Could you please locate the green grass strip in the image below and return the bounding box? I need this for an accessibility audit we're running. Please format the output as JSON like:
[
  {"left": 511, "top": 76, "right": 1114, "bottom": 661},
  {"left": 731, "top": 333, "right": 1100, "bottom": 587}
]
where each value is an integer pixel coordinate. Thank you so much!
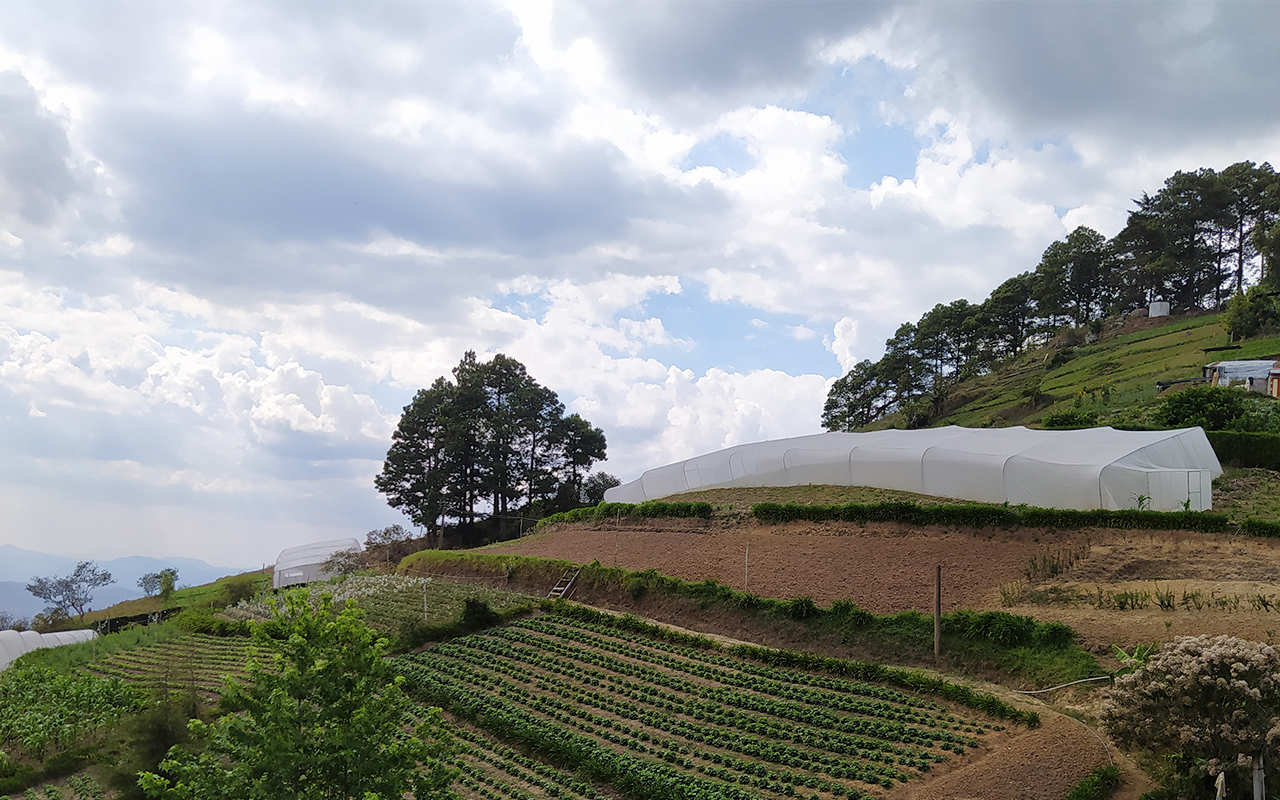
[{"left": 751, "top": 501, "right": 1230, "bottom": 533}]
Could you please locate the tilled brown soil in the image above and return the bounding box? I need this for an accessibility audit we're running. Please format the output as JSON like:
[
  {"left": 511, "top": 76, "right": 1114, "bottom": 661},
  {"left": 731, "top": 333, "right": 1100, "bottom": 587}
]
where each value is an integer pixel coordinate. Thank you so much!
[
  {"left": 489, "top": 520, "right": 1280, "bottom": 653},
  {"left": 492, "top": 520, "right": 1061, "bottom": 612}
]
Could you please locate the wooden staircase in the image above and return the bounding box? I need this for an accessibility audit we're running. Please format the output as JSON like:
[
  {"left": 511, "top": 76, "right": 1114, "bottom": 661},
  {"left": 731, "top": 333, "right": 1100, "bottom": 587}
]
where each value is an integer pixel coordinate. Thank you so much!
[{"left": 547, "top": 568, "right": 580, "bottom": 600}]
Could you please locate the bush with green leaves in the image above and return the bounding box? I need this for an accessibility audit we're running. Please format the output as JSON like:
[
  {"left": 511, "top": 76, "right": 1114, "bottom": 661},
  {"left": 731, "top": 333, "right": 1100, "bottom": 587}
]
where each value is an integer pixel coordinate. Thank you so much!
[
  {"left": 1223, "top": 285, "right": 1280, "bottom": 339},
  {"left": 1103, "top": 635, "right": 1280, "bottom": 794},
  {"left": 139, "top": 590, "right": 456, "bottom": 800},
  {"left": 1040, "top": 409, "right": 1099, "bottom": 429},
  {"left": 1158, "top": 385, "right": 1251, "bottom": 431}
]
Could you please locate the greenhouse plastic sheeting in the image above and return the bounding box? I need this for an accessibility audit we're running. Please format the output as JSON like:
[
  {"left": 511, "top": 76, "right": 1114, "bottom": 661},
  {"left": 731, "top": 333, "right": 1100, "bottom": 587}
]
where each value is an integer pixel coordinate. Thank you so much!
[
  {"left": 0, "top": 628, "right": 97, "bottom": 672},
  {"left": 604, "top": 426, "right": 1222, "bottom": 512},
  {"left": 272, "top": 538, "right": 362, "bottom": 589}
]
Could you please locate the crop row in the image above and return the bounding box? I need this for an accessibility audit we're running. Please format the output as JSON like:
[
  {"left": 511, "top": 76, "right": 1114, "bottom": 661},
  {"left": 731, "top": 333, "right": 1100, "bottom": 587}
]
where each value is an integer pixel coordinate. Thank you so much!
[
  {"left": 400, "top": 653, "right": 796, "bottom": 800},
  {"left": 431, "top": 638, "right": 928, "bottom": 786},
  {"left": 447, "top": 724, "right": 606, "bottom": 800},
  {"left": 445, "top": 631, "right": 949, "bottom": 765},
  {"left": 482, "top": 625, "right": 978, "bottom": 750},
  {"left": 515, "top": 617, "right": 984, "bottom": 735},
  {"left": 398, "top": 614, "right": 1002, "bottom": 798}
]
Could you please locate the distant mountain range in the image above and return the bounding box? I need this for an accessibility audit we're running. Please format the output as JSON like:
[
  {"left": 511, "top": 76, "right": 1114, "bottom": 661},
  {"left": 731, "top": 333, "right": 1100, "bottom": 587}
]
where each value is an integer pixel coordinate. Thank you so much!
[{"left": 0, "top": 544, "right": 250, "bottom": 622}]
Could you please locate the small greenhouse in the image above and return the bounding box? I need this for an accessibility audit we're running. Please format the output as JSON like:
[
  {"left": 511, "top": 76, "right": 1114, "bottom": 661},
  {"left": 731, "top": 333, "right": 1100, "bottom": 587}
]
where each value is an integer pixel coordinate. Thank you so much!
[
  {"left": 0, "top": 628, "right": 97, "bottom": 672},
  {"left": 272, "top": 538, "right": 362, "bottom": 589},
  {"left": 604, "top": 426, "right": 1222, "bottom": 512}
]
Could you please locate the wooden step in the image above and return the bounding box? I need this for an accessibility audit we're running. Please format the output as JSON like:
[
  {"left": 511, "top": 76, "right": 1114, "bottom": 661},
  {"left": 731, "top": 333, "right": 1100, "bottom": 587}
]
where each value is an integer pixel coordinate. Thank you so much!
[{"left": 547, "top": 568, "right": 580, "bottom": 600}]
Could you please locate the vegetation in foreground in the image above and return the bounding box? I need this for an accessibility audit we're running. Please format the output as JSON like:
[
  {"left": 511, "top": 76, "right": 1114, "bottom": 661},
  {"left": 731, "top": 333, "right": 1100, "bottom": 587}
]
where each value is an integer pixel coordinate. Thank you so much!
[{"left": 402, "top": 610, "right": 1029, "bottom": 800}]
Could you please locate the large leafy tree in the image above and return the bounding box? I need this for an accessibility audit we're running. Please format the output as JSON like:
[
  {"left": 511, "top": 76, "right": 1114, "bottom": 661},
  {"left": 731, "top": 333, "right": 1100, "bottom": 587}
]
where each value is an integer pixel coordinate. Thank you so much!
[
  {"left": 139, "top": 590, "right": 455, "bottom": 800},
  {"left": 376, "top": 351, "right": 607, "bottom": 532},
  {"left": 26, "top": 561, "right": 114, "bottom": 620}
]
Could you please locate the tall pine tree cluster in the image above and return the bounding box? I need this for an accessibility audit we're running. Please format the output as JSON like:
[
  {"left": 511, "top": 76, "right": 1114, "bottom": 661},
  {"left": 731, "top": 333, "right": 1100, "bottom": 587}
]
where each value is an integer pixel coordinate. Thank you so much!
[
  {"left": 376, "top": 351, "right": 607, "bottom": 537},
  {"left": 825, "top": 161, "right": 1280, "bottom": 431}
]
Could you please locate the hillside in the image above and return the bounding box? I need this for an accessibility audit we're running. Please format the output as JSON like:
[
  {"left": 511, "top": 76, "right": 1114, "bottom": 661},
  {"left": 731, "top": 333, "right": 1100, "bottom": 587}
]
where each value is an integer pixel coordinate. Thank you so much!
[{"left": 872, "top": 310, "right": 1280, "bottom": 430}]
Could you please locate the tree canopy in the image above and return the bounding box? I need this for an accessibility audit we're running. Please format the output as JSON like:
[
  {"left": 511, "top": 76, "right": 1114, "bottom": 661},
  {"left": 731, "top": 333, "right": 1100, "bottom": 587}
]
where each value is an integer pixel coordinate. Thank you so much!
[
  {"left": 25, "top": 561, "right": 114, "bottom": 620},
  {"left": 139, "top": 590, "right": 455, "bottom": 800},
  {"left": 376, "top": 351, "right": 608, "bottom": 535},
  {"left": 825, "top": 160, "right": 1280, "bottom": 431}
]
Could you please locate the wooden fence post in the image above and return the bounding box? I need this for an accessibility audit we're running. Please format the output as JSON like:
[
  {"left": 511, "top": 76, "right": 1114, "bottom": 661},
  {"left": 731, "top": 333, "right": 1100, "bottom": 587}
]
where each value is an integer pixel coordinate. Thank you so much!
[{"left": 934, "top": 564, "right": 942, "bottom": 664}]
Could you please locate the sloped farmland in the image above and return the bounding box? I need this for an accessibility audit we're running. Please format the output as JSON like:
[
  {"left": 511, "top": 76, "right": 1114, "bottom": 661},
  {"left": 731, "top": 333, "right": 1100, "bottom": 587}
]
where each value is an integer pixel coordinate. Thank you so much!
[{"left": 399, "top": 613, "right": 1063, "bottom": 800}]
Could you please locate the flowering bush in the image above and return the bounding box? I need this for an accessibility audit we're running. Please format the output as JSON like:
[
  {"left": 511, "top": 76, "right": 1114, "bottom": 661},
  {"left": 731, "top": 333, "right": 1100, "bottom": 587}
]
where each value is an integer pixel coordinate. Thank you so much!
[{"left": 1102, "top": 635, "right": 1280, "bottom": 790}]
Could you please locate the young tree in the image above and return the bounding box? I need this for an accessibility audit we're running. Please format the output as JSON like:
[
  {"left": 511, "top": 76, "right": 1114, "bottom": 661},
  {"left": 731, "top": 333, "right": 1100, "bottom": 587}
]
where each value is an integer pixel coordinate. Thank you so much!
[
  {"left": 1103, "top": 635, "right": 1280, "bottom": 798},
  {"left": 26, "top": 561, "right": 114, "bottom": 620},
  {"left": 139, "top": 590, "right": 456, "bottom": 800},
  {"left": 139, "top": 568, "right": 179, "bottom": 600}
]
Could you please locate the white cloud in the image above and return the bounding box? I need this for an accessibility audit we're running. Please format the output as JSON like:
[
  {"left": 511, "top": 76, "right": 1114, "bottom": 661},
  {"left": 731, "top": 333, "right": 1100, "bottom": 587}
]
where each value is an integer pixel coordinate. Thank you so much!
[
  {"left": 0, "top": 2, "right": 1277, "bottom": 562},
  {"left": 824, "top": 317, "right": 860, "bottom": 374}
]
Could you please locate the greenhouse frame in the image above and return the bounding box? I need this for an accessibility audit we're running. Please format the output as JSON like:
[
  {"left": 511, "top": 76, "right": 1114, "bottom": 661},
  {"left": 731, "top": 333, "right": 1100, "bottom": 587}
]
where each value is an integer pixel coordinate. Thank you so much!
[
  {"left": 272, "top": 538, "right": 362, "bottom": 589},
  {"left": 0, "top": 628, "right": 98, "bottom": 672},
  {"left": 604, "top": 426, "right": 1222, "bottom": 512}
]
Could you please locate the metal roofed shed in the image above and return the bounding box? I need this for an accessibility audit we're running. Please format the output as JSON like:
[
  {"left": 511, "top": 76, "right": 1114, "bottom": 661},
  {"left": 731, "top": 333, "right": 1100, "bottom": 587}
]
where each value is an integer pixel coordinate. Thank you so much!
[
  {"left": 272, "top": 538, "right": 362, "bottom": 589},
  {"left": 1203, "top": 359, "right": 1280, "bottom": 393},
  {"left": 604, "top": 426, "right": 1223, "bottom": 512},
  {"left": 1, "top": 628, "right": 97, "bottom": 672}
]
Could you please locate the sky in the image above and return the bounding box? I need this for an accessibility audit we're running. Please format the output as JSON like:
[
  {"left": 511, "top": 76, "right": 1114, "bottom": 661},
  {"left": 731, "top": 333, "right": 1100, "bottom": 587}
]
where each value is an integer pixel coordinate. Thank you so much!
[{"left": 2, "top": 1, "right": 1278, "bottom": 567}]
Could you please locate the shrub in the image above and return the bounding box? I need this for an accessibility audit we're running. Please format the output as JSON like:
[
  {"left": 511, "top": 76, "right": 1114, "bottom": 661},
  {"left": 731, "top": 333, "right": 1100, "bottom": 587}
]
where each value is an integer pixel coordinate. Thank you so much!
[
  {"left": 1158, "top": 384, "right": 1249, "bottom": 431},
  {"left": 1103, "top": 635, "right": 1280, "bottom": 791},
  {"left": 781, "top": 596, "right": 819, "bottom": 620},
  {"left": 1223, "top": 285, "right": 1280, "bottom": 338},
  {"left": 538, "top": 501, "right": 713, "bottom": 528},
  {"left": 171, "top": 606, "right": 250, "bottom": 637},
  {"left": 1040, "top": 409, "right": 1098, "bottom": 429}
]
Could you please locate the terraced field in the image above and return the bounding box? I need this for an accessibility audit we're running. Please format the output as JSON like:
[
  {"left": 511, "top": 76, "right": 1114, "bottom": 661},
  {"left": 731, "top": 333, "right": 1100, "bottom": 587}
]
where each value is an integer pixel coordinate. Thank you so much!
[
  {"left": 84, "top": 634, "right": 249, "bottom": 700},
  {"left": 3, "top": 773, "right": 108, "bottom": 800},
  {"left": 401, "top": 614, "right": 1015, "bottom": 800}
]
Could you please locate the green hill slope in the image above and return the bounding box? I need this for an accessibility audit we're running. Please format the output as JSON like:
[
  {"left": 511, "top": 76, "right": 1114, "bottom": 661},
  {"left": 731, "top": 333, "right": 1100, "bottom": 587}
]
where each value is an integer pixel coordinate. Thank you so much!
[{"left": 878, "top": 311, "right": 1280, "bottom": 430}]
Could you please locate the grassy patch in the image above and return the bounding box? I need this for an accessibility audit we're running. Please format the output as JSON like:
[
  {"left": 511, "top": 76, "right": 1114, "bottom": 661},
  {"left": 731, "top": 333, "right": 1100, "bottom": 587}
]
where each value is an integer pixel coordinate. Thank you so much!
[
  {"left": 1213, "top": 467, "right": 1280, "bottom": 522},
  {"left": 13, "top": 622, "right": 188, "bottom": 674},
  {"left": 1061, "top": 764, "right": 1122, "bottom": 800}
]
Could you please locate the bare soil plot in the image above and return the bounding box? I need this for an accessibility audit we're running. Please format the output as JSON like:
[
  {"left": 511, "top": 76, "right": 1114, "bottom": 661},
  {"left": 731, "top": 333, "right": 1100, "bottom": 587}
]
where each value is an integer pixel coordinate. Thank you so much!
[{"left": 490, "top": 517, "right": 1280, "bottom": 654}]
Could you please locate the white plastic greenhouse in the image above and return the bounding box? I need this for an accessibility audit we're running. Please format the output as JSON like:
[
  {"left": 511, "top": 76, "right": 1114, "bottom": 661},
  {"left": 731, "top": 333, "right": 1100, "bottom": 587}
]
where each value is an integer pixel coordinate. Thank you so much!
[
  {"left": 604, "top": 426, "right": 1222, "bottom": 512},
  {"left": 0, "top": 628, "right": 98, "bottom": 672},
  {"left": 272, "top": 538, "right": 362, "bottom": 589}
]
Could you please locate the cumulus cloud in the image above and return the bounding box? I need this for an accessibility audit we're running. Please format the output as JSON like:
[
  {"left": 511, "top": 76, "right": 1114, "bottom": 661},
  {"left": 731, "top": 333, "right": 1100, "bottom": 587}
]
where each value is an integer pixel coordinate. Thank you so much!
[{"left": 0, "top": 1, "right": 1276, "bottom": 562}]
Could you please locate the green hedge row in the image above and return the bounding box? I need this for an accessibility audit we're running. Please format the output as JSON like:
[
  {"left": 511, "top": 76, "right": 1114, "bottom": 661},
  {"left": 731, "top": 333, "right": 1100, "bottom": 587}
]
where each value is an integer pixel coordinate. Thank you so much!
[
  {"left": 751, "top": 501, "right": 1231, "bottom": 533},
  {"left": 1207, "top": 430, "right": 1280, "bottom": 470},
  {"left": 1239, "top": 518, "right": 1280, "bottom": 538},
  {"left": 538, "top": 501, "right": 714, "bottom": 528},
  {"left": 547, "top": 602, "right": 1039, "bottom": 727}
]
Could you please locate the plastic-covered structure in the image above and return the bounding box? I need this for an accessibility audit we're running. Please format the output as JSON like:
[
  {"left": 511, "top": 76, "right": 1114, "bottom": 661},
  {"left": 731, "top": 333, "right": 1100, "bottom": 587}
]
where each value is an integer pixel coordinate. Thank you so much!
[
  {"left": 272, "top": 538, "right": 362, "bottom": 589},
  {"left": 604, "top": 426, "right": 1222, "bottom": 512},
  {"left": 0, "top": 628, "right": 97, "bottom": 672}
]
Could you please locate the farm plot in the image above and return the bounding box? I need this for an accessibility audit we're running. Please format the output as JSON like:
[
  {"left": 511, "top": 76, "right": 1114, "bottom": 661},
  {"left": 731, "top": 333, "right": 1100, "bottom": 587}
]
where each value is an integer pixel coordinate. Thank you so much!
[
  {"left": 400, "top": 614, "right": 1009, "bottom": 800},
  {"left": 234, "top": 575, "right": 538, "bottom": 634},
  {"left": 85, "top": 634, "right": 250, "bottom": 699}
]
